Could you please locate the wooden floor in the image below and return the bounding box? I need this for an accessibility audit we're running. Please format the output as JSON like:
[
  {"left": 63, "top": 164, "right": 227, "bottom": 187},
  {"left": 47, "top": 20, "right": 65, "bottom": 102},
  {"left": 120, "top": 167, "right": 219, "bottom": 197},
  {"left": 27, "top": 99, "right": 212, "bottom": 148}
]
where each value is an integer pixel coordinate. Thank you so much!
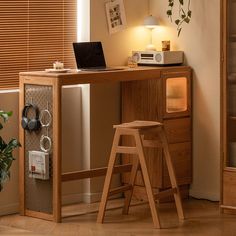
[{"left": 0, "top": 198, "right": 236, "bottom": 236}]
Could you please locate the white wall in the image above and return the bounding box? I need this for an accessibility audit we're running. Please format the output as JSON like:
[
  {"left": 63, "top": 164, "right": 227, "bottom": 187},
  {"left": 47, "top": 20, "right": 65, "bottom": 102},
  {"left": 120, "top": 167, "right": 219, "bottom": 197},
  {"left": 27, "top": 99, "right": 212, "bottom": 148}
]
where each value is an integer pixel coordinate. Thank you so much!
[
  {"left": 90, "top": 0, "right": 149, "bottom": 66},
  {"left": 150, "top": 0, "right": 221, "bottom": 200},
  {"left": 87, "top": 0, "right": 149, "bottom": 201}
]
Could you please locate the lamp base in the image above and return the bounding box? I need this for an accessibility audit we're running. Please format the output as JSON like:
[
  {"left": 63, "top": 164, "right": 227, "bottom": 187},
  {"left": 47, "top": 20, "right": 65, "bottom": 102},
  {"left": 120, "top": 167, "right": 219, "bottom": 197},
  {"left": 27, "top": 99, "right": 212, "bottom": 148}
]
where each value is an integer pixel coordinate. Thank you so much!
[{"left": 145, "top": 44, "right": 156, "bottom": 51}]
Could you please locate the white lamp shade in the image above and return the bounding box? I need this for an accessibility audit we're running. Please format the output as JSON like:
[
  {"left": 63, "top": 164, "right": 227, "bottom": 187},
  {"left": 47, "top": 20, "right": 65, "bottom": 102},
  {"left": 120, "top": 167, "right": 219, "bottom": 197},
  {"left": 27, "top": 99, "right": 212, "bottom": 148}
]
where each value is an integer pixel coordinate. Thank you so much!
[{"left": 143, "top": 15, "right": 158, "bottom": 29}]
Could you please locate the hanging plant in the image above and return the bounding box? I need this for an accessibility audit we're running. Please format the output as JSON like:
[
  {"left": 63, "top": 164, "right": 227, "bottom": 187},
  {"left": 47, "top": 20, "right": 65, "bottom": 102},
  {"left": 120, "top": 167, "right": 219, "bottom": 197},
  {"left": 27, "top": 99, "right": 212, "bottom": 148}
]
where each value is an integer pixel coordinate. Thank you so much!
[
  {"left": 0, "top": 111, "right": 21, "bottom": 191},
  {"left": 167, "top": 0, "right": 192, "bottom": 36}
]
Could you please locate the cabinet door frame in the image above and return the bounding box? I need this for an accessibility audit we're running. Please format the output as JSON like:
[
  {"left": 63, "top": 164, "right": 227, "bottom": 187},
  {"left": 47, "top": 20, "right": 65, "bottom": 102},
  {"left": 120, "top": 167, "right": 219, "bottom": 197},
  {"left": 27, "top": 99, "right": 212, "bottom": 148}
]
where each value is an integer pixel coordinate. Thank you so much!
[
  {"left": 161, "top": 70, "right": 192, "bottom": 119},
  {"left": 221, "top": 0, "right": 228, "bottom": 170}
]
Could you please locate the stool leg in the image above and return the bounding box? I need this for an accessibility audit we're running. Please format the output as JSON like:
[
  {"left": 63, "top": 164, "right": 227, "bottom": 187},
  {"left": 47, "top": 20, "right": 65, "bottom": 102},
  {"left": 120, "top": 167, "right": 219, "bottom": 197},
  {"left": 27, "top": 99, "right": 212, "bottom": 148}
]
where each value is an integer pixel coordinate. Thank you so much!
[
  {"left": 134, "top": 130, "right": 161, "bottom": 229},
  {"left": 159, "top": 127, "right": 185, "bottom": 220},
  {"left": 97, "top": 129, "right": 121, "bottom": 223},
  {"left": 122, "top": 156, "right": 139, "bottom": 215}
]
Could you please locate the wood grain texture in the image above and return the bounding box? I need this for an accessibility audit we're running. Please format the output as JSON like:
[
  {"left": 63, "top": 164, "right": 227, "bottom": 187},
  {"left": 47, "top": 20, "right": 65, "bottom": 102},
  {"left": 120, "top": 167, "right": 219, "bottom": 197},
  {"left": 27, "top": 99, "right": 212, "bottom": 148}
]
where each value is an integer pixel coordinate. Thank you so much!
[
  {"left": 0, "top": 199, "right": 226, "bottom": 235},
  {"left": 163, "top": 118, "right": 191, "bottom": 144},
  {"left": 52, "top": 79, "right": 62, "bottom": 222},
  {"left": 19, "top": 66, "right": 191, "bottom": 222},
  {"left": 132, "top": 184, "right": 189, "bottom": 203},
  {"left": 222, "top": 170, "right": 236, "bottom": 207},
  {"left": 19, "top": 76, "right": 25, "bottom": 216},
  {"left": 98, "top": 122, "right": 184, "bottom": 228},
  {"left": 61, "top": 164, "right": 132, "bottom": 182},
  {"left": 220, "top": 0, "right": 236, "bottom": 213},
  {"left": 121, "top": 69, "right": 192, "bottom": 198},
  {"left": 163, "top": 142, "right": 192, "bottom": 188},
  {"left": 133, "top": 129, "right": 161, "bottom": 228},
  {"left": 158, "top": 128, "right": 184, "bottom": 220},
  {"left": 220, "top": 0, "right": 226, "bottom": 211},
  {"left": 19, "top": 66, "right": 192, "bottom": 86},
  {"left": 19, "top": 75, "right": 56, "bottom": 221},
  {"left": 121, "top": 78, "right": 163, "bottom": 188},
  {"left": 25, "top": 210, "right": 53, "bottom": 222}
]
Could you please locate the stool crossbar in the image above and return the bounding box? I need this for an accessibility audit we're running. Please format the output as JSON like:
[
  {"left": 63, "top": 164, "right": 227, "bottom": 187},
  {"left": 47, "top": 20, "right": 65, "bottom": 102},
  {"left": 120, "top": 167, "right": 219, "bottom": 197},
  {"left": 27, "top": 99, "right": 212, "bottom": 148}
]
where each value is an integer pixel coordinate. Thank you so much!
[{"left": 97, "top": 120, "right": 184, "bottom": 229}]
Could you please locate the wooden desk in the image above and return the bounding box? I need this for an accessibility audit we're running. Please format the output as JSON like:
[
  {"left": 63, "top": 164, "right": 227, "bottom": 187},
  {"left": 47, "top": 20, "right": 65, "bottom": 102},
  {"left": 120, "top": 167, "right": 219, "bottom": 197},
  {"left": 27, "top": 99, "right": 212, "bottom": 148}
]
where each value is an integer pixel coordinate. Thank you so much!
[{"left": 19, "top": 66, "right": 191, "bottom": 222}]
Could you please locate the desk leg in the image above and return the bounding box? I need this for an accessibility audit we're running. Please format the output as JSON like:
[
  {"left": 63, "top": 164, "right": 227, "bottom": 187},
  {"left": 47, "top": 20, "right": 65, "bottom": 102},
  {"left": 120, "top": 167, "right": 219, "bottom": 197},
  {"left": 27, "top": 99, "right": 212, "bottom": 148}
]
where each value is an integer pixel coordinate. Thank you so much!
[
  {"left": 19, "top": 79, "right": 25, "bottom": 216},
  {"left": 53, "top": 81, "right": 62, "bottom": 222}
]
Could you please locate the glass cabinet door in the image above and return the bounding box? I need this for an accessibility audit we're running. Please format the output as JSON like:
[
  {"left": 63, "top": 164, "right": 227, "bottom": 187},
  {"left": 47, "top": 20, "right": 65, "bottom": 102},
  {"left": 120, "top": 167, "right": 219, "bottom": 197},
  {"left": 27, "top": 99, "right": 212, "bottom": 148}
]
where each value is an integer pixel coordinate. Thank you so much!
[
  {"left": 166, "top": 77, "right": 187, "bottom": 113},
  {"left": 226, "top": 0, "right": 236, "bottom": 168},
  {"left": 162, "top": 72, "right": 191, "bottom": 118}
]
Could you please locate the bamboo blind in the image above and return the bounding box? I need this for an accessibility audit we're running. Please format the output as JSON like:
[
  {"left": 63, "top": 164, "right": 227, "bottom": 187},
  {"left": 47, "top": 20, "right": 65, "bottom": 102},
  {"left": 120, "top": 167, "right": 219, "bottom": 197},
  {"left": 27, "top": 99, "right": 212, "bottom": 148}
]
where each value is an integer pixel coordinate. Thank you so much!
[{"left": 0, "top": 0, "right": 77, "bottom": 90}]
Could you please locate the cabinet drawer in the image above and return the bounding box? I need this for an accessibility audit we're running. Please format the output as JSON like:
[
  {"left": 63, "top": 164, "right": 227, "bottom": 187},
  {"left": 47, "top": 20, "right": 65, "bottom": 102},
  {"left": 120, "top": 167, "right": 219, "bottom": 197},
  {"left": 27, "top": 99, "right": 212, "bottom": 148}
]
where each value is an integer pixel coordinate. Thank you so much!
[
  {"left": 223, "top": 169, "right": 236, "bottom": 207},
  {"left": 164, "top": 117, "right": 191, "bottom": 144},
  {"left": 163, "top": 142, "right": 192, "bottom": 188}
]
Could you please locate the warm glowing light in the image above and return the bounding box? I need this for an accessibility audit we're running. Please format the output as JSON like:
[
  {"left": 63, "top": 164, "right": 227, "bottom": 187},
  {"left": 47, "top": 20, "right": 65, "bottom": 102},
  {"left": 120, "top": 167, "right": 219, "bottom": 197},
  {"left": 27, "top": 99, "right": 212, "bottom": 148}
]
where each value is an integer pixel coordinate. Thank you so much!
[
  {"left": 166, "top": 77, "right": 187, "bottom": 113},
  {"left": 77, "top": 0, "right": 90, "bottom": 42}
]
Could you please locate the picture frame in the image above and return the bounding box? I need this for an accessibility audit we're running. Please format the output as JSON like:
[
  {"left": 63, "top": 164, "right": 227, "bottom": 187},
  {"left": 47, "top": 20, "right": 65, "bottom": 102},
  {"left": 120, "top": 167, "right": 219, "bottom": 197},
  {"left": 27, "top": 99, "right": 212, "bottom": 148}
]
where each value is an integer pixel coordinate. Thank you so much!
[{"left": 105, "top": 0, "right": 127, "bottom": 34}]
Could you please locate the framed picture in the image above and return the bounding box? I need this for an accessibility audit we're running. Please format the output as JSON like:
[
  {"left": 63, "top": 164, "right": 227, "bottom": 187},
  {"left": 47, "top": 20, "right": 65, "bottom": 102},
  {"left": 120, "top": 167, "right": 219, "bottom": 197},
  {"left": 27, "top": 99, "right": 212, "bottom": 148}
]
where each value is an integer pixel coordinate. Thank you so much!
[{"left": 105, "top": 0, "right": 127, "bottom": 34}]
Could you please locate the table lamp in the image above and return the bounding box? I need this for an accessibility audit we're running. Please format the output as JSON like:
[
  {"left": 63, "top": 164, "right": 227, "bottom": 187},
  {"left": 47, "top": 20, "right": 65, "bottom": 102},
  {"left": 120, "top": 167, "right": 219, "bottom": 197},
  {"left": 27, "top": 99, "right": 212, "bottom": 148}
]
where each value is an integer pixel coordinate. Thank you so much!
[{"left": 143, "top": 15, "right": 159, "bottom": 51}]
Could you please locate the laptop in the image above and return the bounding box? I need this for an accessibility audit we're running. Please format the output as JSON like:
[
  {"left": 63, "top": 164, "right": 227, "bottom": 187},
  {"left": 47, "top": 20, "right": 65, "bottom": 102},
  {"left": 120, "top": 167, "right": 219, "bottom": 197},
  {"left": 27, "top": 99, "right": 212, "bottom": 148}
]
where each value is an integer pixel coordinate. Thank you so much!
[{"left": 73, "top": 42, "right": 124, "bottom": 71}]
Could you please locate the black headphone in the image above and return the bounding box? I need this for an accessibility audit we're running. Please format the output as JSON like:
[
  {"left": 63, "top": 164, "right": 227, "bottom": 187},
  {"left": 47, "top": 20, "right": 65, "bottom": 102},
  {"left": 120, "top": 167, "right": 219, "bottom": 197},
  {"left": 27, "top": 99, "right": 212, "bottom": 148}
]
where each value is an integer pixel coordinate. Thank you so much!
[{"left": 21, "top": 103, "right": 41, "bottom": 131}]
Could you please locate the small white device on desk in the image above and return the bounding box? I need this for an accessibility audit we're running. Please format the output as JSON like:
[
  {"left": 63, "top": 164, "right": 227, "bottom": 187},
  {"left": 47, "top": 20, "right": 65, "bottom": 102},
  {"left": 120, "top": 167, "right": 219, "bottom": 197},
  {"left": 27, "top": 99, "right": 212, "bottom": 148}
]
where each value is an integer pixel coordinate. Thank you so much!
[{"left": 132, "top": 51, "right": 184, "bottom": 66}]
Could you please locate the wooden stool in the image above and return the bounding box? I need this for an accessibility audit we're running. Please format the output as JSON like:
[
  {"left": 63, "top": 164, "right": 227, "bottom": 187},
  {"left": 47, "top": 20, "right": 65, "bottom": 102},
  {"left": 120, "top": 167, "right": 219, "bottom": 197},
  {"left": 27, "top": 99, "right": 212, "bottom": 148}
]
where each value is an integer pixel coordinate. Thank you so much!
[{"left": 97, "top": 120, "right": 184, "bottom": 228}]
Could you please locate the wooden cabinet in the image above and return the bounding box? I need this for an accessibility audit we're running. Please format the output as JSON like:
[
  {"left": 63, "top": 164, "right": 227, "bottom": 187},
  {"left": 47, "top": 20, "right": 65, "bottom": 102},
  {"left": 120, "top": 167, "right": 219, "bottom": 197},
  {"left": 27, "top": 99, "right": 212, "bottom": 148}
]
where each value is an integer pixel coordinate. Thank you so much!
[
  {"left": 121, "top": 67, "right": 192, "bottom": 200},
  {"left": 221, "top": 0, "right": 236, "bottom": 212}
]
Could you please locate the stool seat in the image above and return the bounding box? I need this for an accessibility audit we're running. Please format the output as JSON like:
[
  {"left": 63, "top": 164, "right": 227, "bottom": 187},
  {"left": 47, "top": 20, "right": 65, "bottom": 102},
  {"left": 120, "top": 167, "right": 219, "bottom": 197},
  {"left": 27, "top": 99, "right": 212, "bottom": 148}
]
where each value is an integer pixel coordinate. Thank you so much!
[
  {"left": 114, "top": 120, "right": 163, "bottom": 129},
  {"left": 97, "top": 120, "right": 184, "bottom": 229}
]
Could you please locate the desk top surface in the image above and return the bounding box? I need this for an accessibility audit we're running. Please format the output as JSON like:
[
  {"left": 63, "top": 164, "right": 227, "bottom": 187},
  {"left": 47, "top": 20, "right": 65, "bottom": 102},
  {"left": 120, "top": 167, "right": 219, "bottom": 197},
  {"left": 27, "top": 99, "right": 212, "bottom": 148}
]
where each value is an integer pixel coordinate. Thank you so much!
[{"left": 19, "top": 66, "right": 191, "bottom": 86}]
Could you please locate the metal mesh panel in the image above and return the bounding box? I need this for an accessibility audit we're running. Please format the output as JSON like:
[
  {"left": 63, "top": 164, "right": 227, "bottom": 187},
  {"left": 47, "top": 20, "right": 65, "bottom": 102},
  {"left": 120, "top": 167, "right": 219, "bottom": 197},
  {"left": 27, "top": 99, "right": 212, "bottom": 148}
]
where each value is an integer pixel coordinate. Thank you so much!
[{"left": 24, "top": 85, "right": 53, "bottom": 214}]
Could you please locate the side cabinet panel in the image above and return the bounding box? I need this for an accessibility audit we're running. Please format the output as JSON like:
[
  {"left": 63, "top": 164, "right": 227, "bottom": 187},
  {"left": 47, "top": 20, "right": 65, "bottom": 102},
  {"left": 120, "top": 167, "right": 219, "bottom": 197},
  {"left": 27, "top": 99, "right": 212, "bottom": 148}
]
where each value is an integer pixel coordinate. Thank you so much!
[
  {"left": 121, "top": 68, "right": 192, "bottom": 195},
  {"left": 121, "top": 79, "right": 163, "bottom": 187}
]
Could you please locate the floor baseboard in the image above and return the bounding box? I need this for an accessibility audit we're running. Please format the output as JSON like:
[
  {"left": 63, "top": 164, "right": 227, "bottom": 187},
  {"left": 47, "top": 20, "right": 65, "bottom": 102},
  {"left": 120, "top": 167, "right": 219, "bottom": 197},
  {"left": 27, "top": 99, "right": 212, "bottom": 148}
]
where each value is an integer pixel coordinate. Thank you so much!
[
  {"left": 0, "top": 203, "right": 19, "bottom": 216},
  {"left": 190, "top": 189, "right": 220, "bottom": 201}
]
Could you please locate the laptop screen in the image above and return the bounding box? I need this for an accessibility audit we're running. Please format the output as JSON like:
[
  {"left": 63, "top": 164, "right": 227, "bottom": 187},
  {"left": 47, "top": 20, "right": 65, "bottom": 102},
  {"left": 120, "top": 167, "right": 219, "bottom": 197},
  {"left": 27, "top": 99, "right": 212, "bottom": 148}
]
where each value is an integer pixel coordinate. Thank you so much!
[{"left": 73, "top": 42, "right": 106, "bottom": 69}]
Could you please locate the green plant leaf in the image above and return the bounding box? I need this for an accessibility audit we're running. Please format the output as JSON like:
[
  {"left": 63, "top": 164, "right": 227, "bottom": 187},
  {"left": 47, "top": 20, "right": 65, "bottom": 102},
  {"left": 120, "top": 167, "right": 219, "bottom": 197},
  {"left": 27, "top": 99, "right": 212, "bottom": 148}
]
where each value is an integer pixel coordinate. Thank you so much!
[
  {"left": 184, "top": 17, "right": 190, "bottom": 23},
  {"left": 167, "top": 10, "right": 172, "bottom": 16},
  {"left": 188, "top": 10, "right": 192, "bottom": 17},
  {"left": 0, "top": 111, "right": 13, "bottom": 122},
  {"left": 0, "top": 136, "right": 7, "bottom": 150},
  {"left": 175, "top": 19, "right": 180, "bottom": 25},
  {"left": 0, "top": 110, "right": 20, "bottom": 192},
  {"left": 166, "top": 0, "right": 191, "bottom": 36},
  {"left": 178, "top": 28, "right": 182, "bottom": 37}
]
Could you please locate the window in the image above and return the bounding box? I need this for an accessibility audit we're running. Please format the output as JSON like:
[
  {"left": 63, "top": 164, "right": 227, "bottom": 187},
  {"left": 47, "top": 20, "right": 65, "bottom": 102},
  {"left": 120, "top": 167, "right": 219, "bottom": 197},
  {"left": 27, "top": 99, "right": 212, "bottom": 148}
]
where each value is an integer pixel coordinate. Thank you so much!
[{"left": 0, "top": 0, "right": 77, "bottom": 90}]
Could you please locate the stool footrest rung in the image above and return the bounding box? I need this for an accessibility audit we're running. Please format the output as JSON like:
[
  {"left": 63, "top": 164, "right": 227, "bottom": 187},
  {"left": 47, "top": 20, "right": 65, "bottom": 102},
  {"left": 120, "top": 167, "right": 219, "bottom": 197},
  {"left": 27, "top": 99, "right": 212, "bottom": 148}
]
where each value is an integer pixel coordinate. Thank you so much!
[
  {"left": 154, "top": 188, "right": 177, "bottom": 200},
  {"left": 97, "top": 121, "right": 185, "bottom": 228},
  {"left": 109, "top": 184, "right": 132, "bottom": 196},
  {"left": 115, "top": 146, "right": 138, "bottom": 154}
]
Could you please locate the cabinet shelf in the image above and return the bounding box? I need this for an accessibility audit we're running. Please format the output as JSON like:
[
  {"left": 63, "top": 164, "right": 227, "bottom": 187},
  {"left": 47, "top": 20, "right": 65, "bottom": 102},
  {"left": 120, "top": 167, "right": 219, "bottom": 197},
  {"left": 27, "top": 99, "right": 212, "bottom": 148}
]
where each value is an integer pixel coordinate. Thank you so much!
[
  {"left": 222, "top": 0, "right": 236, "bottom": 212},
  {"left": 229, "top": 116, "right": 236, "bottom": 120},
  {"left": 228, "top": 73, "right": 236, "bottom": 83},
  {"left": 230, "top": 34, "right": 236, "bottom": 42},
  {"left": 224, "top": 167, "right": 236, "bottom": 172}
]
